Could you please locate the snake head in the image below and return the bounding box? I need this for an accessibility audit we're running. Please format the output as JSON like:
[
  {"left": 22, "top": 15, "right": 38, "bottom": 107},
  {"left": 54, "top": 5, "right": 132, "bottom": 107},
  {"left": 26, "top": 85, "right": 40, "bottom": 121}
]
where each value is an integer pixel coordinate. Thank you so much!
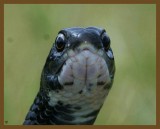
[{"left": 44, "top": 27, "right": 115, "bottom": 91}]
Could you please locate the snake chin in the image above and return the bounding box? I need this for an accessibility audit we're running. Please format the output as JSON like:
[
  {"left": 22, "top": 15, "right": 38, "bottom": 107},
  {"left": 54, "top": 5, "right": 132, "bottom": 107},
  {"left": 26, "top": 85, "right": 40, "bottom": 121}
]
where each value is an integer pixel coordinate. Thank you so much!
[{"left": 58, "top": 49, "right": 111, "bottom": 95}]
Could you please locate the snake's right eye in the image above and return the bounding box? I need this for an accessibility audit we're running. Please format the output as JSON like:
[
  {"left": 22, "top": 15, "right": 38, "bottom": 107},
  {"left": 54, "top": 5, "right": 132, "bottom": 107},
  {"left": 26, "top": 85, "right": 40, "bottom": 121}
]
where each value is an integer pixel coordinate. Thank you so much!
[
  {"left": 55, "top": 34, "right": 66, "bottom": 52},
  {"left": 101, "top": 32, "right": 110, "bottom": 51}
]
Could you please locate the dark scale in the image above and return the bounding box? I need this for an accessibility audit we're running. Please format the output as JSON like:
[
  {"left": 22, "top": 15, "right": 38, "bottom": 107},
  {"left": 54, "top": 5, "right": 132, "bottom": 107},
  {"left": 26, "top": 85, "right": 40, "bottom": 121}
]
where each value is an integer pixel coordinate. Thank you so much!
[{"left": 23, "top": 27, "right": 115, "bottom": 125}]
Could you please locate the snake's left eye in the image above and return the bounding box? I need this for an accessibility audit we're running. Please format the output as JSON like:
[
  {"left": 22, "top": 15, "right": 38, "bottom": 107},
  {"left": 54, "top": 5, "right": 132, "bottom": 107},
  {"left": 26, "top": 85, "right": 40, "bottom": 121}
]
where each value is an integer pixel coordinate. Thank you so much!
[
  {"left": 55, "top": 34, "right": 66, "bottom": 52},
  {"left": 101, "top": 32, "right": 110, "bottom": 51}
]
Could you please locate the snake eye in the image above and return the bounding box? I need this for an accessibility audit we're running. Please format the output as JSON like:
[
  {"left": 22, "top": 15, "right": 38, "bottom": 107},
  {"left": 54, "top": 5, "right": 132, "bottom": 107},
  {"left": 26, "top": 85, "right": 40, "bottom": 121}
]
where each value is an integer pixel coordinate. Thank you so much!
[
  {"left": 101, "top": 32, "right": 110, "bottom": 51},
  {"left": 55, "top": 34, "right": 66, "bottom": 52}
]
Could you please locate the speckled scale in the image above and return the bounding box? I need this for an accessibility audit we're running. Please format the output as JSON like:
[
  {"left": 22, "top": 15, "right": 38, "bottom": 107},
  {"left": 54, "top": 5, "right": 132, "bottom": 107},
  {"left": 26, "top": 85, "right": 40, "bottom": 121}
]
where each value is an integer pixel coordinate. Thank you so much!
[{"left": 23, "top": 92, "right": 52, "bottom": 125}]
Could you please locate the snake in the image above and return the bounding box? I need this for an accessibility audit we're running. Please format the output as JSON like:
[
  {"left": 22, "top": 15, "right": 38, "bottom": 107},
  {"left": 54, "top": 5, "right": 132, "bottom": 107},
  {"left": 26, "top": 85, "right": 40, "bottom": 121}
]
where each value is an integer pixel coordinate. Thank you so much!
[{"left": 23, "top": 27, "right": 115, "bottom": 125}]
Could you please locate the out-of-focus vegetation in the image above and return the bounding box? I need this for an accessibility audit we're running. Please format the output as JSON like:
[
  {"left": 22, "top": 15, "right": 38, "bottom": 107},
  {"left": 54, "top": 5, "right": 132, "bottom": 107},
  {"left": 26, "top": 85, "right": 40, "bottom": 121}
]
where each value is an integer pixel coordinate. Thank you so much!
[{"left": 4, "top": 4, "right": 156, "bottom": 125}]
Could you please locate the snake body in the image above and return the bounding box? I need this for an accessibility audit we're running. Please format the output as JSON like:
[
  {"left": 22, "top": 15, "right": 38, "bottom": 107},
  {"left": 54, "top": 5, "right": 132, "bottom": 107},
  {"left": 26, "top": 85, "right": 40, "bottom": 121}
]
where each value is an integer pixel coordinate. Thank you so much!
[{"left": 23, "top": 27, "right": 115, "bottom": 125}]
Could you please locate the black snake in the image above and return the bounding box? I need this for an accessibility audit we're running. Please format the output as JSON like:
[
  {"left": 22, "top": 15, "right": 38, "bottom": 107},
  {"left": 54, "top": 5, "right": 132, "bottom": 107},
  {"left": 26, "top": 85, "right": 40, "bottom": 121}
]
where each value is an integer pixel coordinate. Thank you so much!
[{"left": 23, "top": 27, "right": 115, "bottom": 125}]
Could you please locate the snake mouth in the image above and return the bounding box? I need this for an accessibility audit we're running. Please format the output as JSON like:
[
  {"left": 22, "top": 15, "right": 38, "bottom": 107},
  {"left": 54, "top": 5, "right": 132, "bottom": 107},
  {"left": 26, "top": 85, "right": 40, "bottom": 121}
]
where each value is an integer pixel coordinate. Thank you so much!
[{"left": 58, "top": 43, "right": 111, "bottom": 94}]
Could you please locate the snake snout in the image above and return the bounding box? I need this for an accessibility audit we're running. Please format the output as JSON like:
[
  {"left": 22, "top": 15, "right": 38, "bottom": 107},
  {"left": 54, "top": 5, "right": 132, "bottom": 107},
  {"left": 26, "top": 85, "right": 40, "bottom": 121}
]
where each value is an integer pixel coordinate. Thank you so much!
[{"left": 58, "top": 49, "right": 111, "bottom": 94}]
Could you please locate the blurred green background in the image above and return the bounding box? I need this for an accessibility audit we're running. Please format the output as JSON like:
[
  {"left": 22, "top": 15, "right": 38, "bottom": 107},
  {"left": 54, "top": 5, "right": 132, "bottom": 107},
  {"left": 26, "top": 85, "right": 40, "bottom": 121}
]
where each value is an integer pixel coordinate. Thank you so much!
[{"left": 4, "top": 4, "right": 156, "bottom": 125}]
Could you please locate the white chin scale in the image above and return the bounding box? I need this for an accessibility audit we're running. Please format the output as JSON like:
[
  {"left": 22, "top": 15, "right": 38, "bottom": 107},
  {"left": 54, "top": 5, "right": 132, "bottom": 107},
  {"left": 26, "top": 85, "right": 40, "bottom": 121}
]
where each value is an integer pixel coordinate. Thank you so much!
[{"left": 58, "top": 43, "right": 111, "bottom": 95}]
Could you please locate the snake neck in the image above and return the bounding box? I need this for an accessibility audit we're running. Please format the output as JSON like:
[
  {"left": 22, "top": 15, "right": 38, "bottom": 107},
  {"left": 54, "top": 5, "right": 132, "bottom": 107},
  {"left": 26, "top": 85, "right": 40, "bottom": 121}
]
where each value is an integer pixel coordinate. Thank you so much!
[{"left": 23, "top": 91, "right": 102, "bottom": 125}]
